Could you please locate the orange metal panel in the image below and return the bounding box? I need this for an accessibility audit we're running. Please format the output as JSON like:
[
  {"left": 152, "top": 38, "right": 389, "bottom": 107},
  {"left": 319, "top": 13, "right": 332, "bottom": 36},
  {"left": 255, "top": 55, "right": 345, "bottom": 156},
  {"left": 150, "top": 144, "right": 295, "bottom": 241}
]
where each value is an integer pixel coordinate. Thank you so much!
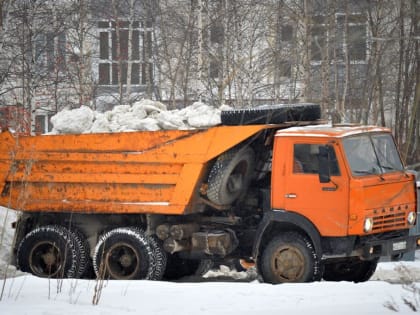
[
  {"left": 272, "top": 136, "right": 349, "bottom": 236},
  {"left": 0, "top": 125, "right": 272, "bottom": 215},
  {"left": 27, "top": 161, "right": 183, "bottom": 175},
  {"left": 18, "top": 129, "right": 201, "bottom": 152},
  {"left": 0, "top": 131, "right": 15, "bottom": 194},
  {"left": 347, "top": 174, "right": 416, "bottom": 235},
  {"left": 170, "top": 163, "right": 206, "bottom": 209},
  {"left": 7, "top": 198, "right": 186, "bottom": 214},
  {"left": 7, "top": 182, "right": 175, "bottom": 203},
  {"left": 8, "top": 171, "right": 180, "bottom": 185}
]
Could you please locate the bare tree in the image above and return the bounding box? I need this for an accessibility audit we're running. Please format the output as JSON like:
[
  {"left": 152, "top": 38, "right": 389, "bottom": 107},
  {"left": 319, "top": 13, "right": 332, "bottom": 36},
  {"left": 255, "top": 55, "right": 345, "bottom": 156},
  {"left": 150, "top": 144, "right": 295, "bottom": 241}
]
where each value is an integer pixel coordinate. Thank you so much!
[
  {"left": 1, "top": 1, "right": 72, "bottom": 131},
  {"left": 403, "top": 0, "right": 420, "bottom": 164},
  {"left": 65, "top": 0, "right": 96, "bottom": 108},
  {"left": 153, "top": 0, "right": 200, "bottom": 108}
]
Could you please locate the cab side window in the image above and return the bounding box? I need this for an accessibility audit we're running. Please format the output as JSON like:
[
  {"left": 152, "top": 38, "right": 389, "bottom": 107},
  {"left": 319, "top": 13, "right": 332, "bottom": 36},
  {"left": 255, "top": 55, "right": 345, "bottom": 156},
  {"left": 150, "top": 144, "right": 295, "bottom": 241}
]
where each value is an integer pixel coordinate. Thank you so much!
[{"left": 294, "top": 144, "right": 340, "bottom": 175}]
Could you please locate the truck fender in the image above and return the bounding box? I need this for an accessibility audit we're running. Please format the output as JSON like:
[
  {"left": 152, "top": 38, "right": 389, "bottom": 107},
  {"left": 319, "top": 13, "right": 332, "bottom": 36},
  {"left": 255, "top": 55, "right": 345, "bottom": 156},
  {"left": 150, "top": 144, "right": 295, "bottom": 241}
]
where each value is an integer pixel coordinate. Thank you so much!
[{"left": 252, "top": 210, "right": 322, "bottom": 260}]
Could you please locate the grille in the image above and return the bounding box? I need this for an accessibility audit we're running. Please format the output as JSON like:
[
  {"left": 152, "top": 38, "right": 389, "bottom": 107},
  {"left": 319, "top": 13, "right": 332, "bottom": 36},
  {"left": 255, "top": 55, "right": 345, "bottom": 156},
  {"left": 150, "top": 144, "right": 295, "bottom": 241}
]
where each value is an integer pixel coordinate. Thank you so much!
[{"left": 372, "top": 212, "right": 406, "bottom": 232}]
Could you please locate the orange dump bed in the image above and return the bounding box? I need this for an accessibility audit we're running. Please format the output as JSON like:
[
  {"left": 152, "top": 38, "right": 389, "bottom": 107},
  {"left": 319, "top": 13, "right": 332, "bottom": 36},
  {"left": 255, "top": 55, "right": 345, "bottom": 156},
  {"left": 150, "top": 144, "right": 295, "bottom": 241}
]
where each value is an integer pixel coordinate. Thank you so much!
[{"left": 0, "top": 125, "right": 270, "bottom": 215}]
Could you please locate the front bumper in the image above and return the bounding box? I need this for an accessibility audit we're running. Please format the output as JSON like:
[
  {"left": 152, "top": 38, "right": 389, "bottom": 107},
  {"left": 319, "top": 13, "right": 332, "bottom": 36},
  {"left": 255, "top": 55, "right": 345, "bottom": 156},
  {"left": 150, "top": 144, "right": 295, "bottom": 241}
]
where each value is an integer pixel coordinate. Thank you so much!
[{"left": 361, "top": 234, "right": 420, "bottom": 259}]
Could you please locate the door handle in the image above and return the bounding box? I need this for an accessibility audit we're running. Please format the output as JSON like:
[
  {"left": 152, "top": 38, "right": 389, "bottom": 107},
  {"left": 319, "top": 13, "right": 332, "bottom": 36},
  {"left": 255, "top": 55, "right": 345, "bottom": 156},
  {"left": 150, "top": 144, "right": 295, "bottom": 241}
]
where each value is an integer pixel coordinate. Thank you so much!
[
  {"left": 322, "top": 186, "right": 337, "bottom": 191},
  {"left": 285, "top": 193, "right": 297, "bottom": 198}
]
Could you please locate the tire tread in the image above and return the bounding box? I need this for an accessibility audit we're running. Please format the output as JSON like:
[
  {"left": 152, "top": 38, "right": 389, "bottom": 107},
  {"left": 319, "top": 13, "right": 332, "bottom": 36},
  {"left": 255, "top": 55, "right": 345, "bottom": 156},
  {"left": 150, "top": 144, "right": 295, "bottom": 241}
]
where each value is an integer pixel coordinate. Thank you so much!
[{"left": 221, "top": 103, "right": 321, "bottom": 125}]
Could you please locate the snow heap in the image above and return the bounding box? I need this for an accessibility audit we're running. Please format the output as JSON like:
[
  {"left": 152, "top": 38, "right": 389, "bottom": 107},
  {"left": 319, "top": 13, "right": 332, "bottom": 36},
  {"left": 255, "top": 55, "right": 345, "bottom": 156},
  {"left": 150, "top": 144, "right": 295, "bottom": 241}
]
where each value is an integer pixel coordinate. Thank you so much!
[
  {"left": 0, "top": 207, "right": 20, "bottom": 277},
  {"left": 50, "top": 100, "right": 230, "bottom": 134}
]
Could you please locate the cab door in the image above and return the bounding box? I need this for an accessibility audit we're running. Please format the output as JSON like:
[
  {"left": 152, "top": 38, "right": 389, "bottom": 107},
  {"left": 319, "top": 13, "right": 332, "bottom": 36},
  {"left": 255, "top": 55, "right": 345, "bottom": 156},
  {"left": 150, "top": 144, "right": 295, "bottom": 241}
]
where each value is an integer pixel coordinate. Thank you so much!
[{"left": 274, "top": 140, "right": 349, "bottom": 236}]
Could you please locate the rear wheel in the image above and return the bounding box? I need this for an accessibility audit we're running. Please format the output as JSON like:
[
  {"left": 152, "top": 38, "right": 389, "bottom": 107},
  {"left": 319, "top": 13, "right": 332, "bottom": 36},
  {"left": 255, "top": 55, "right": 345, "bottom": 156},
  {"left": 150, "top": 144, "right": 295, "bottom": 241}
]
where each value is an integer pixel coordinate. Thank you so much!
[
  {"left": 17, "top": 225, "right": 78, "bottom": 278},
  {"left": 127, "top": 227, "right": 167, "bottom": 280},
  {"left": 93, "top": 228, "right": 153, "bottom": 280},
  {"left": 323, "top": 258, "right": 378, "bottom": 283},
  {"left": 259, "top": 232, "right": 320, "bottom": 284}
]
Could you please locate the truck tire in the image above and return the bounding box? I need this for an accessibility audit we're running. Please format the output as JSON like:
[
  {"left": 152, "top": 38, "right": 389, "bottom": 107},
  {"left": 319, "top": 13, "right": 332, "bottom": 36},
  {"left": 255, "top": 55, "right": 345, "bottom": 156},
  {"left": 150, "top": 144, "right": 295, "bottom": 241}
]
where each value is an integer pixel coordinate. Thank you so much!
[
  {"left": 259, "top": 232, "right": 321, "bottom": 284},
  {"left": 127, "top": 227, "right": 167, "bottom": 280},
  {"left": 163, "top": 254, "right": 213, "bottom": 280},
  {"left": 221, "top": 103, "right": 321, "bottom": 125},
  {"left": 93, "top": 228, "right": 153, "bottom": 280},
  {"left": 16, "top": 225, "right": 78, "bottom": 278},
  {"left": 68, "top": 228, "right": 91, "bottom": 278},
  {"left": 147, "top": 235, "right": 167, "bottom": 280},
  {"left": 323, "top": 258, "right": 378, "bottom": 283},
  {"left": 207, "top": 146, "right": 255, "bottom": 206}
]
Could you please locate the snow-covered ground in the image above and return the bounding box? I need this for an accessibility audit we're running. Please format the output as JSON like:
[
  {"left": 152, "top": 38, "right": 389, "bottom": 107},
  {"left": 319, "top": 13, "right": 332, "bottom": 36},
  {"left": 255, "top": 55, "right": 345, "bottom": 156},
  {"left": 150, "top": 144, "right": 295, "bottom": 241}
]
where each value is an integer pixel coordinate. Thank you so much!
[
  {"left": 0, "top": 207, "right": 18, "bottom": 277},
  {"left": 2, "top": 207, "right": 420, "bottom": 314},
  {"left": 2, "top": 274, "right": 420, "bottom": 315}
]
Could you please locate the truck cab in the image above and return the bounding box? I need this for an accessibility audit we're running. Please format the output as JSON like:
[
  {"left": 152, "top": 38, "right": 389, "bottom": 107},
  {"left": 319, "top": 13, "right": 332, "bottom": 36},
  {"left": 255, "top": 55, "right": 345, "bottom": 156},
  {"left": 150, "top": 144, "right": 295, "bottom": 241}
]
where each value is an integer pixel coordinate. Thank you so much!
[{"left": 254, "top": 125, "right": 419, "bottom": 283}]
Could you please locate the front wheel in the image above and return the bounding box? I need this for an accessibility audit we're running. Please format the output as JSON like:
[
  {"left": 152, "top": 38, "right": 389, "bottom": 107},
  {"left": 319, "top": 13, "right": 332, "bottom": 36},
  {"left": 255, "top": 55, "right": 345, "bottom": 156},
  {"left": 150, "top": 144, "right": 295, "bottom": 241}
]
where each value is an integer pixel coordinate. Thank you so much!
[
  {"left": 323, "top": 258, "right": 378, "bottom": 283},
  {"left": 259, "top": 232, "right": 321, "bottom": 284}
]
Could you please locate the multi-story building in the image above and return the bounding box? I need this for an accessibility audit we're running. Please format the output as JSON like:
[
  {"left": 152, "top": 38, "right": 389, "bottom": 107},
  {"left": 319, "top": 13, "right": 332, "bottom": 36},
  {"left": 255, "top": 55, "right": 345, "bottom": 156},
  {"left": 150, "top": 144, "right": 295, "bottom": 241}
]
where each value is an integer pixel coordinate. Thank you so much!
[{"left": 0, "top": 0, "right": 397, "bottom": 133}]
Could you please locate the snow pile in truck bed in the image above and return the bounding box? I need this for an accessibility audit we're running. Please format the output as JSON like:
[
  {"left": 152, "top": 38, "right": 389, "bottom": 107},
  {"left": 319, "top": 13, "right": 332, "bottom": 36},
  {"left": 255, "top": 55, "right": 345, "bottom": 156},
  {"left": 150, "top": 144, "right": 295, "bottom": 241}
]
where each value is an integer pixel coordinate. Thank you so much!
[{"left": 51, "top": 100, "right": 229, "bottom": 134}]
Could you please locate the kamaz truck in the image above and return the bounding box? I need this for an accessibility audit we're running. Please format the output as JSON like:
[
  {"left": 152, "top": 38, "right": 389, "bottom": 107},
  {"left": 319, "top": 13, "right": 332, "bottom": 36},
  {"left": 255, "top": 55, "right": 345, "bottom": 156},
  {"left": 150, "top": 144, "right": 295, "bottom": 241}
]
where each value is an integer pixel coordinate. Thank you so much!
[{"left": 0, "top": 104, "right": 418, "bottom": 283}]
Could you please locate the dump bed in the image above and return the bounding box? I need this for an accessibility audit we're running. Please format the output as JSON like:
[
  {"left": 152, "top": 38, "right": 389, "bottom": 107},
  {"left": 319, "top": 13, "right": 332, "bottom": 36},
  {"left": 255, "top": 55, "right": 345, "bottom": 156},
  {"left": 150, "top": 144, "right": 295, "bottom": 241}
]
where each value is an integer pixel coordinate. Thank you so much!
[{"left": 0, "top": 125, "right": 272, "bottom": 215}]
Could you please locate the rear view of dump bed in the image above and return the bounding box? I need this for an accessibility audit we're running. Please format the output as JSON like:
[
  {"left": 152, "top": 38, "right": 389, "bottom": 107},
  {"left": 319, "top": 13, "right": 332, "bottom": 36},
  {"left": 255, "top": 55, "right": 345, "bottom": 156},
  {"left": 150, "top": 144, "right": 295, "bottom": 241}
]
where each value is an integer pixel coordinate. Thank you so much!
[{"left": 0, "top": 125, "right": 273, "bottom": 215}]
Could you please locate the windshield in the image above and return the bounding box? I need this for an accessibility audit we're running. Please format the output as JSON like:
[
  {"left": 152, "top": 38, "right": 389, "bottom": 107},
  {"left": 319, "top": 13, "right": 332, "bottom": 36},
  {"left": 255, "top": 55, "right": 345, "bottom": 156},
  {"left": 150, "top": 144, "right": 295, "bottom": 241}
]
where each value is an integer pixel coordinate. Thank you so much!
[{"left": 342, "top": 133, "right": 404, "bottom": 176}]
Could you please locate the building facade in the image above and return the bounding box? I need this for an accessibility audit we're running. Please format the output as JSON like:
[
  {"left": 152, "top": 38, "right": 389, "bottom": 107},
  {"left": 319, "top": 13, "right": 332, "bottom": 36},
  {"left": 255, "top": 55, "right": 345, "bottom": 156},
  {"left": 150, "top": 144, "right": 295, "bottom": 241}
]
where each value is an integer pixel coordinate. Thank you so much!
[{"left": 0, "top": 0, "right": 405, "bottom": 133}]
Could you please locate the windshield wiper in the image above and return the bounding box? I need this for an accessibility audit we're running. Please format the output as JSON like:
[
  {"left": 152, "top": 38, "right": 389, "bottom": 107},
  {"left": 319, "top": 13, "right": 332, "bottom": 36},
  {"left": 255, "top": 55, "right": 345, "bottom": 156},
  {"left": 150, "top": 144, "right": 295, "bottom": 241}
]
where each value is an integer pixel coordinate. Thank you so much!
[
  {"left": 381, "top": 165, "right": 396, "bottom": 171},
  {"left": 353, "top": 170, "right": 375, "bottom": 175}
]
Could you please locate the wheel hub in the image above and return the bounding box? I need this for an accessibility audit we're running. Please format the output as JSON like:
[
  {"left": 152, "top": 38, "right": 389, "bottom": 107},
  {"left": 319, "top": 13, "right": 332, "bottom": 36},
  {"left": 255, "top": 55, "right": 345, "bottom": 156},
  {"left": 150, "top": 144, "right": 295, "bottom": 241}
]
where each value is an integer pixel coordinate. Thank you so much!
[
  {"left": 119, "top": 254, "right": 133, "bottom": 268},
  {"left": 227, "top": 173, "right": 244, "bottom": 193},
  {"left": 272, "top": 246, "right": 305, "bottom": 282},
  {"left": 29, "top": 241, "right": 62, "bottom": 277},
  {"left": 42, "top": 251, "right": 57, "bottom": 266},
  {"left": 106, "top": 242, "right": 140, "bottom": 279}
]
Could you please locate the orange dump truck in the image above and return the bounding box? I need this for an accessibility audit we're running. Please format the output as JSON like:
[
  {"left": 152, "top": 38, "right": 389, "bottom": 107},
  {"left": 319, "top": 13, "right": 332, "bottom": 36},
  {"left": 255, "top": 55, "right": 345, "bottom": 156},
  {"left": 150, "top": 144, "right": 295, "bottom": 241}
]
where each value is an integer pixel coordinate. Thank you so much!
[{"left": 0, "top": 104, "right": 418, "bottom": 283}]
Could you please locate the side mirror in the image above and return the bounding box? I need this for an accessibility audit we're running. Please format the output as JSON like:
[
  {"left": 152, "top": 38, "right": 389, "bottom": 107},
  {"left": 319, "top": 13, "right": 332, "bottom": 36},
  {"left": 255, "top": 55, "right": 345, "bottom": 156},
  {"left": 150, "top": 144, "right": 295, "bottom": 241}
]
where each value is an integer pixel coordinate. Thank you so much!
[{"left": 318, "top": 146, "right": 331, "bottom": 183}]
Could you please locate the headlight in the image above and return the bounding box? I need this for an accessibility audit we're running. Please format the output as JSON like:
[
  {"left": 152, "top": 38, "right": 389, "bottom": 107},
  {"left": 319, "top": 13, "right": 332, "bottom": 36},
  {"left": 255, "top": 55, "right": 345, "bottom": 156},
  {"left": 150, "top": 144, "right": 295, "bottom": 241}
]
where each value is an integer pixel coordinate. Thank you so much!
[
  {"left": 407, "top": 212, "right": 417, "bottom": 225},
  {"left": 364, "top": 218, "right": 373, "bottom": 233}
]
